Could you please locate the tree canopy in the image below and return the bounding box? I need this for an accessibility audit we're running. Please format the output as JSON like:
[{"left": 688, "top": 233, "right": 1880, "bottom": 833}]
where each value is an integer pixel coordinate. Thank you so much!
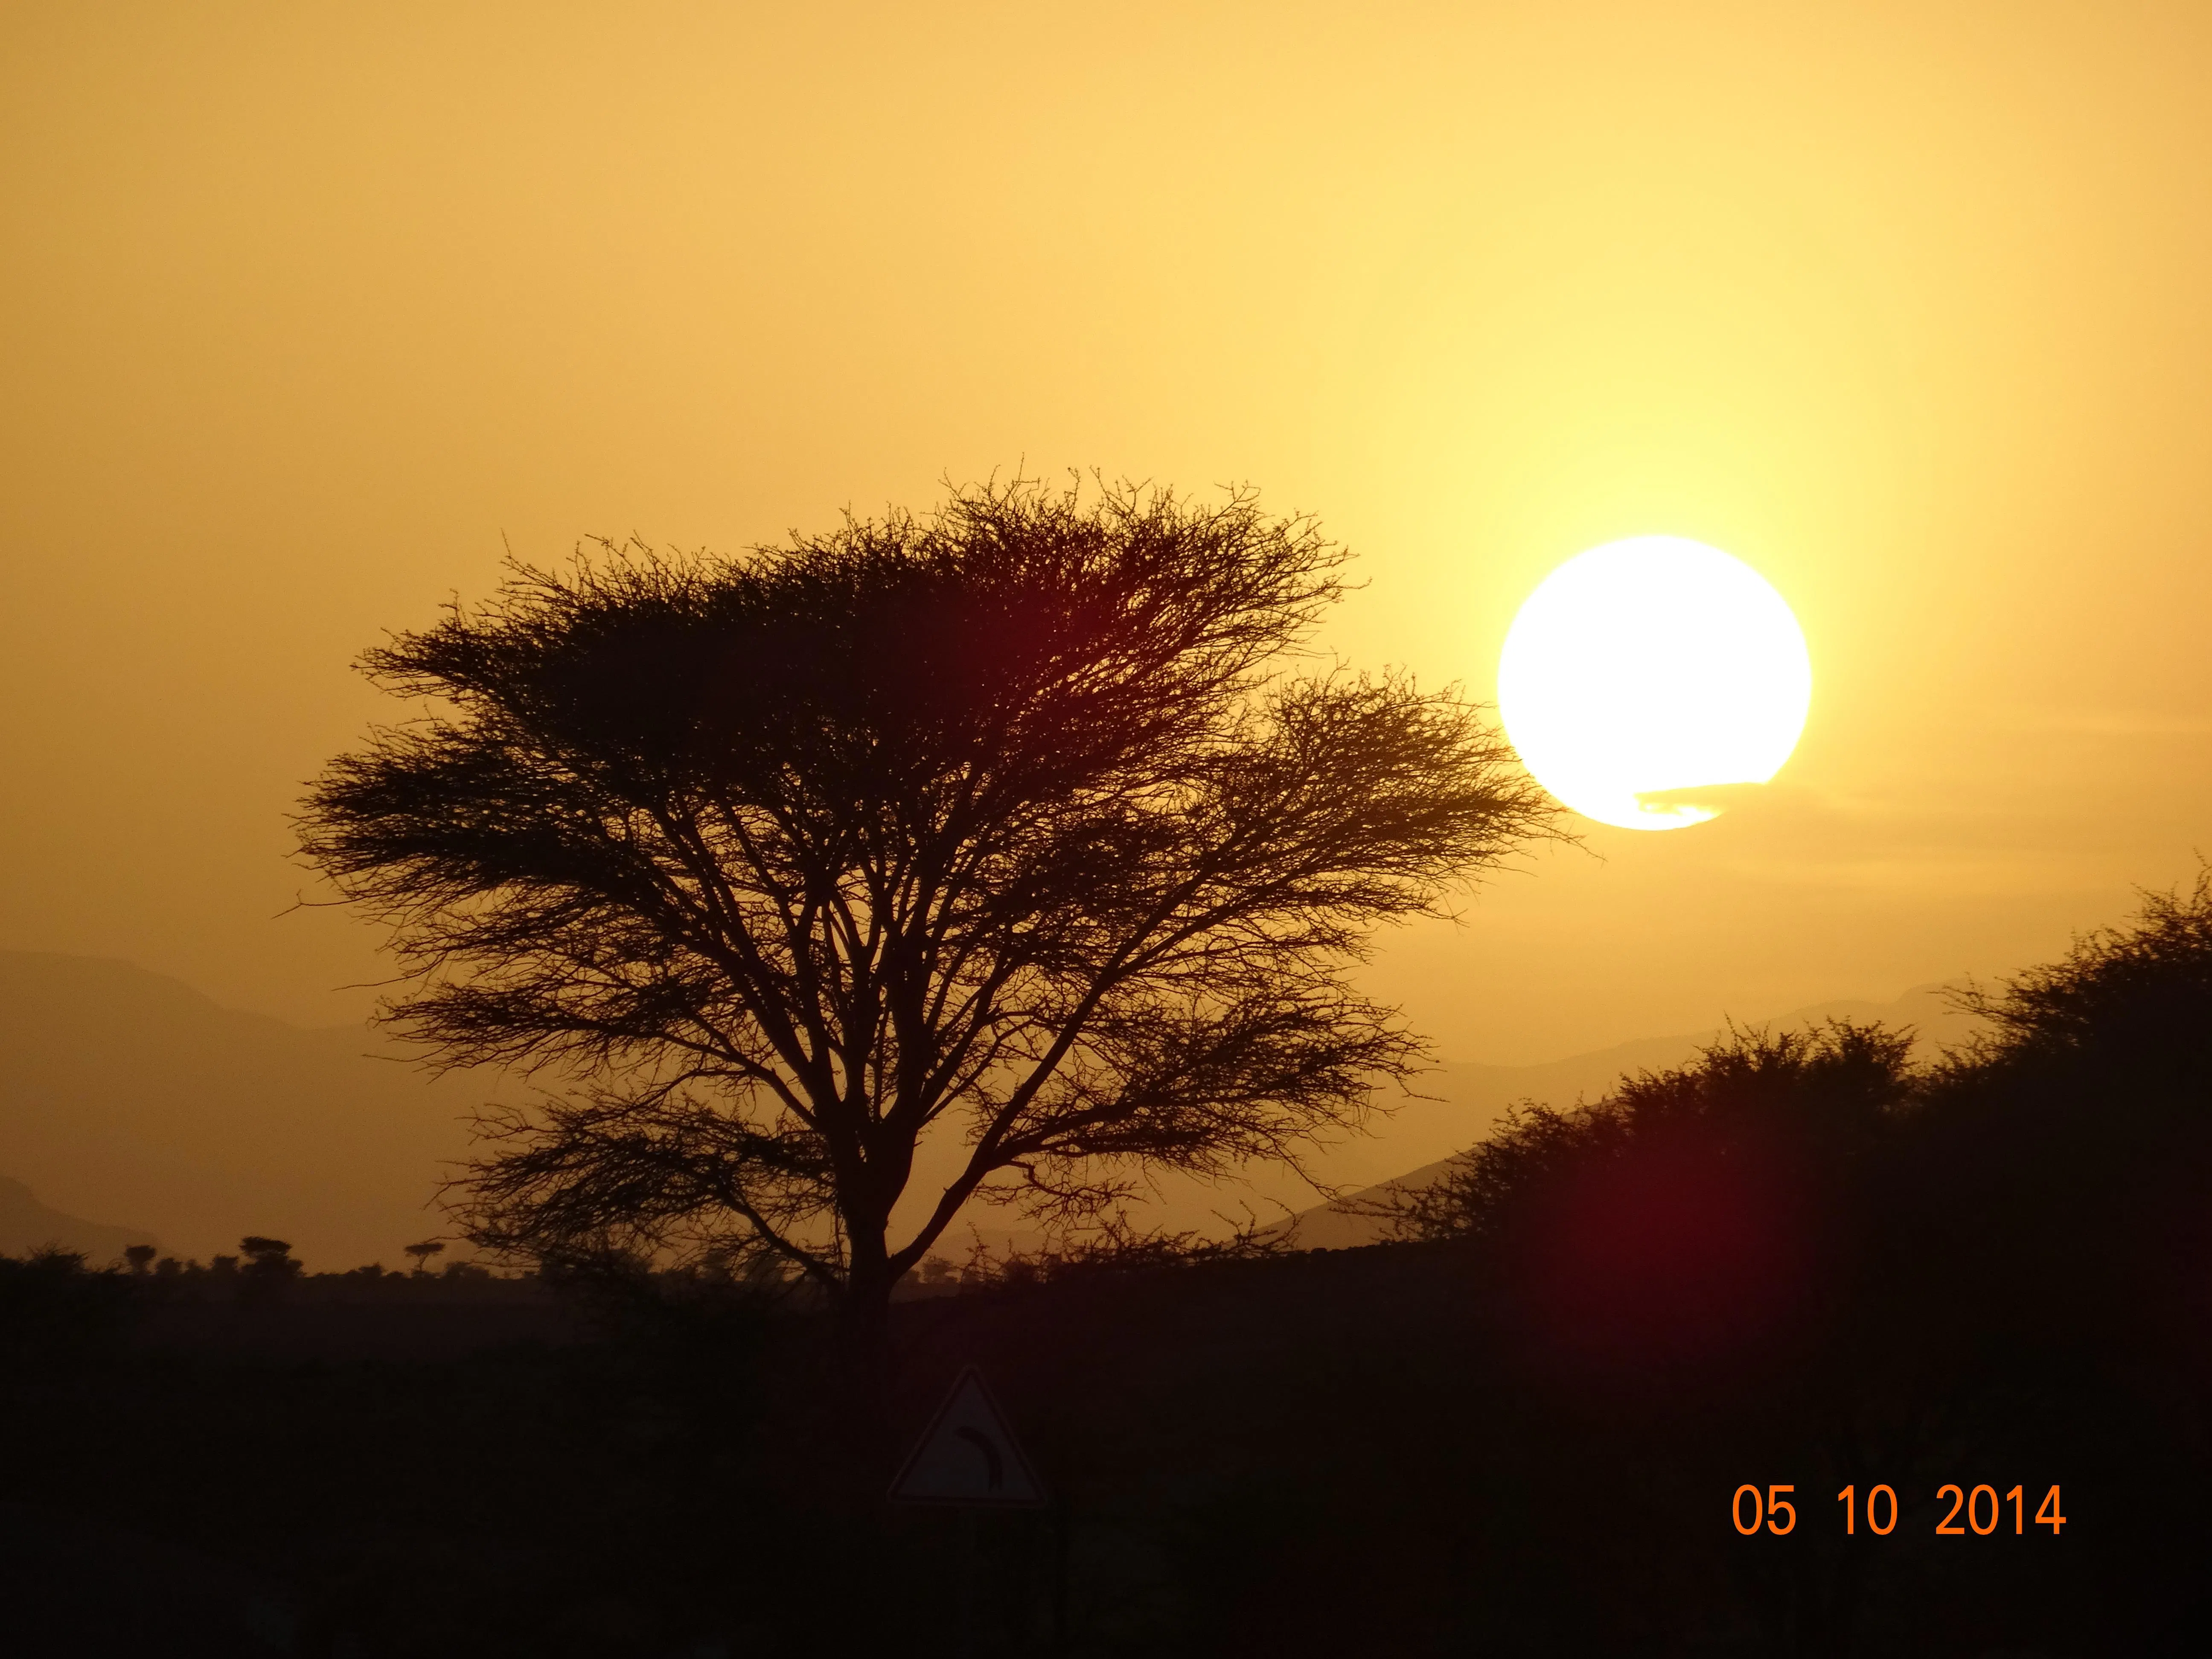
[{"left": 300, "top": 478, "right": 1559, "bottom": 1315}]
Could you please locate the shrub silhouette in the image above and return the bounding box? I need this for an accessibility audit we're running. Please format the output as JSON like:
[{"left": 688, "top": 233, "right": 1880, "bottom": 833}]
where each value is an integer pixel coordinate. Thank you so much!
[
  {"left": 1901, "top": 867, "right": 2212, "bottom": 1367},
  {"left": 1388, "top": 1023, "right": 1915, "bottom": 1375},
  {"left": 0, "top": 1247, "right": 140, "bottom": 1376},
  {"left": 3, "top": 877, "right": 2210, "bottom": 1652}
]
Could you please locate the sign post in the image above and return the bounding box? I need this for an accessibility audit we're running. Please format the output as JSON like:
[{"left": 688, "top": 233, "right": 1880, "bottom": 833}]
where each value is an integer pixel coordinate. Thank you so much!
[{"left": 888, "top": 1367, "right": 1049, "bottom": 1655}]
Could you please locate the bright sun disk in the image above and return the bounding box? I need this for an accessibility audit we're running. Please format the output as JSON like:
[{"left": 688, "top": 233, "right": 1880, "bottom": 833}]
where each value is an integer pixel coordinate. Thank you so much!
[{"left": 1497, "top": 536, "right": 1811, "bottom": 831}]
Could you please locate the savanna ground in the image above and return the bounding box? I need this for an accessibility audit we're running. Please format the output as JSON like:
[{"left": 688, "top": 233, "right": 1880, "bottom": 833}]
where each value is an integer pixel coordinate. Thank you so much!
[{"left": 6, "top": 877, "right": 2212, "bottom": 1657}]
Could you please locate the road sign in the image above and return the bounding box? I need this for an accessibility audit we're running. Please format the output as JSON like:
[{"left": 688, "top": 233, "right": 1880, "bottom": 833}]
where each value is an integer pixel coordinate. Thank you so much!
[{"left": 887, "top": 1366, "right": 1048, "bottom": 1508}]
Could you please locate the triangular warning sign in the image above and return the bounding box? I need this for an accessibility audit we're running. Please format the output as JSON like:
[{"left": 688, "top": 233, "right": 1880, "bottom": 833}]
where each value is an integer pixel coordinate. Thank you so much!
[{"left": 887, "top": 1366, "right": 1048, "bottom": 1508}]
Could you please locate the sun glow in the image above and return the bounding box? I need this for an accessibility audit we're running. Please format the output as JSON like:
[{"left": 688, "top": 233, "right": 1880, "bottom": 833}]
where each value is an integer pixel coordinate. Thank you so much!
[{"left": 1498, "top": 537, "right": 1811, "bottom": 831}]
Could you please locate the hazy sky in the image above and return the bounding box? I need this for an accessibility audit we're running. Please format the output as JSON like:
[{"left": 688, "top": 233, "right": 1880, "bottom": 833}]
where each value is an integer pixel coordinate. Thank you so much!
[{"left": 5, "top": 1, "right": 2209, "bottom": 1064}]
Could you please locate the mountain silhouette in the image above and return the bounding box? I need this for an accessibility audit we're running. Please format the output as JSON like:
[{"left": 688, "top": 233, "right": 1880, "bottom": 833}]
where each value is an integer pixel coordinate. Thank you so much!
[
  {"left": 0, "top": 952, "right": 515, "bottom": 1267},
  {"left": 0, "top": 1175, "right": 156, "bottom": 1260},
  {"left": 0, "top": 951, "right": 1988, "bottom": 1268}
]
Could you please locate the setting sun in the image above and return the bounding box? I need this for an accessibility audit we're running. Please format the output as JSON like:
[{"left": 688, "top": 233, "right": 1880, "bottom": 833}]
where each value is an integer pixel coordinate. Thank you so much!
[
  {"left": 6, "top": 6, "right": 2212, "bottom": 1644},
  {"left": 1497, "top": 536, "right": 1812, "bottom": 831}
]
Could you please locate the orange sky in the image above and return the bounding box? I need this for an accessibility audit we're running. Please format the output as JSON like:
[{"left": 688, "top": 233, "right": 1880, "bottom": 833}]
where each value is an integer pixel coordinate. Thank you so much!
[{"left": 4, "top": 1, "right": 2209, "bottom": 1066}]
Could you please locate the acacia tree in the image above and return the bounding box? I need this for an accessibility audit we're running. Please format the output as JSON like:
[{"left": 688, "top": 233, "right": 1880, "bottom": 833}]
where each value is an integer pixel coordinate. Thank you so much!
[{"left": 300, "top": 479, "right": 1557, "bottom": 1333}]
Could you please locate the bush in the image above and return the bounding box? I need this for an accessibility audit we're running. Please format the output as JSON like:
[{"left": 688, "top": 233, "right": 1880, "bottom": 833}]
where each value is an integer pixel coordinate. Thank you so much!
[{"left": 0, "top": 1247, "right": 142, "bottom": 1375}]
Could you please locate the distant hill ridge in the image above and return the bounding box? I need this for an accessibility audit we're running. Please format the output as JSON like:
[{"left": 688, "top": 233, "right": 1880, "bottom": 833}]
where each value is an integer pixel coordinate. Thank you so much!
[
  {"left": 0, "top": 1174, "right": 155, "bottom": 1260},
  {"left": 0, "top": 949, "right": 1987, "bottom": 1268},
  {"left": 0, "top": 950, "right": 514, "bottom": 1268}
]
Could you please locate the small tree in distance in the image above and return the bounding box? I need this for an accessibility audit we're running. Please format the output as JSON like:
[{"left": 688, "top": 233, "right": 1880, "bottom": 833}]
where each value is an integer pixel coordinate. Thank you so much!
[
  {"left": 237, "top": 1236, "right": 301, "bottom": 1304},
  {"left": 239, "top": 1236, "right": 296, "bottom": 1266},
  {"left": 299, "top": 477, "right": 1560, "bottom": 1350},
  {"left": 403, "top": 1240, "right": 446, "bottom": 1275}
]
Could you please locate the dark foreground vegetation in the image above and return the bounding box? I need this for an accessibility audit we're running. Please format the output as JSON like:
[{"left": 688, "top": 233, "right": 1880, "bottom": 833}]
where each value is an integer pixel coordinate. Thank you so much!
[{"left": 6, "top": 876, "right": 2212, "bottom": 1656}]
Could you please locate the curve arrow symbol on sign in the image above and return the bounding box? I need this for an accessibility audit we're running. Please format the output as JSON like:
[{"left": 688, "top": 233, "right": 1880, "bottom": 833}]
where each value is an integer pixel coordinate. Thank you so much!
[{"left": 888, "top": 1366, "right": 1048, "bottom": 1508}]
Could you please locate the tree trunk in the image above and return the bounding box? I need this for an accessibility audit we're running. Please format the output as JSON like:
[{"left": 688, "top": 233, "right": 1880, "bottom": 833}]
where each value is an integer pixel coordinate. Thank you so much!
[{"left": 832, "top": 1256, "right": 899, "bottom": 1494}]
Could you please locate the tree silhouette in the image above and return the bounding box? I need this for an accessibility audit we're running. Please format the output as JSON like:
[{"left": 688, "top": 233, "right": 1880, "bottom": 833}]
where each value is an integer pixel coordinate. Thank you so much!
[
  {"left": 238, "top": 1235, "right": 300, "bottom": 1283},
  {"left": 403, "top": 1240, "right": 446, "bottom": 1275},
  {"left": 123, "top": 1243, "right": 156, "bottom": 1275},
  {"left": 300, "top": 477, "right": 1557, "bottom": 1341}
]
